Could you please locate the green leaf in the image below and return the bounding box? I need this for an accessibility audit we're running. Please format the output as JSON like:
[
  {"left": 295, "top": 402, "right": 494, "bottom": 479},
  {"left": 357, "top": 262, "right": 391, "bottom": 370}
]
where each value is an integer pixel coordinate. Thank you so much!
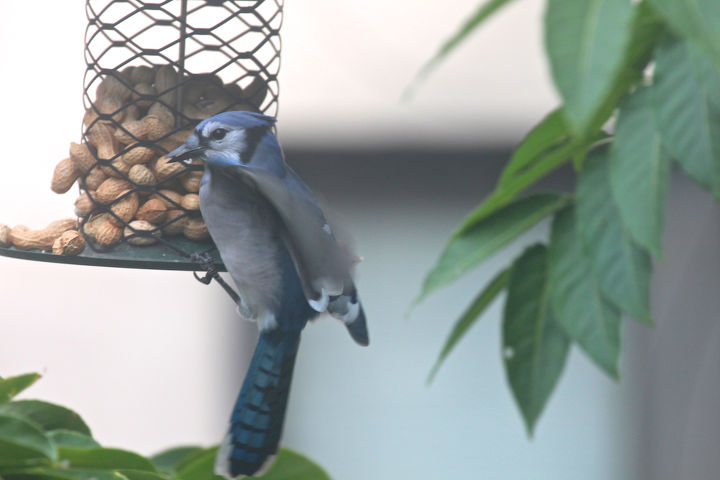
[
  {"left": 428, "top": 268, "right": 510, "bottom": 383},
  {"left": 174, "top": 447, "right": 222, "bottom": 480},
  {"left": 47, "top": 430, "right": 100, "bottom": 449},
  {"left": 57, "top": 447, "right": 157, "bottom": 473},
  {"left": 456, "top": 138, "right": 583, "bottom": 235},
  {"left": 544, "top": 0, "right": 635, "bottom": 134},
  {"left": 0, "top": 414, "right": 56, "bottom": 466},
  {"left": 258, "top": 449, "right": 331, "bottom": 480},
  {"left": 548, "top": 207, "right": 621, "bottom": 378},
  {"left": 0, "top": 374, "right": 41, "bottom": 403},
  {"left": 117, "top": 470, "right": 169, "bottom": 480},
  {"left": 52, "top": 471, "right": 129, "bottom": 480},
  {"left": 653, "top": 36, "right": 720, "bottom": 195},
  {"left": 646, "top": 0, "right": 720, "bottom": 67},
  {"left": 416, "top": 193, "right": 570, "bottom": 303},
  {"left": 587, "top": 2, "right": 667, "bottom": 133},
  {"left": 175, "top": 447, "right": 331, "bottom": 480},
  {"left": 498, "top": 109, "right": 571, "bottom": 186},
  {"left": 404, "top": 0, "right": 520, "bottom": 98},
  {"left": 609, "top": 87, "right": 671, "bottom": 256},
  {"left": 577, "top": 147, "right": 652, "bottom": 324},
  {"left": 7, "top": 471, "right": 131, "bottom": 480},
  {"left": 0, "top": 401, "right": 90, "bottom": 436},
  {"left": 502, "top": 244, "right": 570, "bottom": 435},
  {"left": 0, "top": 470, "right": 80, "bottom": 480},
  {"left": 150, "top": 446, "right": 203, "bottom": 474}
]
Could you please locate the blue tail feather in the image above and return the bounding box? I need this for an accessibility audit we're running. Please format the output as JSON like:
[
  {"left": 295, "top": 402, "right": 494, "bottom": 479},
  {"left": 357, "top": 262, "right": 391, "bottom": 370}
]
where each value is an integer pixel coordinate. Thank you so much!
[{"left": 216, "top": 330, "right": 301, "bottom": 478}]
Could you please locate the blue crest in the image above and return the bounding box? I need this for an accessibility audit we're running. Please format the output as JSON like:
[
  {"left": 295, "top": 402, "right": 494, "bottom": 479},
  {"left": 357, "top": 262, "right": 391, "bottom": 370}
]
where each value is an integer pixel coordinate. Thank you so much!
[{"left": 196, "top": 111, "right": 277, "bottom": 132}]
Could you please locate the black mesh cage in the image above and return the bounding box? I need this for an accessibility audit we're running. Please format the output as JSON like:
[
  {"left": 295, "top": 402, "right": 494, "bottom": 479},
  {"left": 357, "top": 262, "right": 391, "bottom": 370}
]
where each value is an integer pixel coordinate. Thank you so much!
[{"left": 77, "top": 0, "right": 282, "bottom": 257}]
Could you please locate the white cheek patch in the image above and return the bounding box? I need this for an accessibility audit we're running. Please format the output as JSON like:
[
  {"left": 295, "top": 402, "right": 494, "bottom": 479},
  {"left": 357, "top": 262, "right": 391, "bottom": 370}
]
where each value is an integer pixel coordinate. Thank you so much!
[
  {"left": 201, "top": 122, "right": 248, "bottom": 164},
  {"left": 225, "top": 129, "right": 247, "bottom": 152}
]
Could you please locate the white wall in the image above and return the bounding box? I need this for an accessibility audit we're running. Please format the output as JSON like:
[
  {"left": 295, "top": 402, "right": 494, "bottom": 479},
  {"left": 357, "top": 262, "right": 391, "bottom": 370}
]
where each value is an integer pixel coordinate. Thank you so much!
[{"left": 279, "top": 0, "right": 559, "bottom": 147}]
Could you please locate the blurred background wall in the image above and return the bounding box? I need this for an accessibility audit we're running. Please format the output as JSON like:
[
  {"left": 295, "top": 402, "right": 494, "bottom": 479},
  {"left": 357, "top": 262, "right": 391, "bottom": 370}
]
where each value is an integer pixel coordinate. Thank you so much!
[{"left": 0, "top": 2, "right": 718, "bottom": 480}]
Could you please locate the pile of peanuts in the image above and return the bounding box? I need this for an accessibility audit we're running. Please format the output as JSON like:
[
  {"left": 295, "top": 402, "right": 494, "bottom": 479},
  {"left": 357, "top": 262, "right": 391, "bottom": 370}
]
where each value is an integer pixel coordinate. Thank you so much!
[{"left": 0, "top": 64, "right": 265, "bottom": 256}]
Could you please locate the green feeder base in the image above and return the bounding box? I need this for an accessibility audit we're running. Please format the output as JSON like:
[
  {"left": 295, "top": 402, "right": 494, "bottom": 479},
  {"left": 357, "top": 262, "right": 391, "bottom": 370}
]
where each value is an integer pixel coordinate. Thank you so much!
[{"left": 0, "top": 237, "right": 226, "bottom": 272}]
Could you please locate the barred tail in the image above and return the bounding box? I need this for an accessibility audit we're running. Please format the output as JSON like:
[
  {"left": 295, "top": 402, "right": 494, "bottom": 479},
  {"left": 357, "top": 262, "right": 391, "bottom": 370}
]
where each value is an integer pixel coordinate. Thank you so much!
[{"left": 215, "top": 330, "right": 301, "bottom": 478}]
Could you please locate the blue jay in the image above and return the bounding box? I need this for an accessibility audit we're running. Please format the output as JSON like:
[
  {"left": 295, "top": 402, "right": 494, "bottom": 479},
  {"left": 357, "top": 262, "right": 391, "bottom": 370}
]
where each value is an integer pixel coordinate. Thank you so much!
[{"left": 168, "top": 111, "right": 368, "bottom": 478}]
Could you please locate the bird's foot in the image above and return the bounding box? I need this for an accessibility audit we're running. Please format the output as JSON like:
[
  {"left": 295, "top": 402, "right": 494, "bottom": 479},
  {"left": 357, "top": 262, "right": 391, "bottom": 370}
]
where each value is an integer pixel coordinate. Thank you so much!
[{"left": 191, "top": 251, "right": 217, "bottom": 285}]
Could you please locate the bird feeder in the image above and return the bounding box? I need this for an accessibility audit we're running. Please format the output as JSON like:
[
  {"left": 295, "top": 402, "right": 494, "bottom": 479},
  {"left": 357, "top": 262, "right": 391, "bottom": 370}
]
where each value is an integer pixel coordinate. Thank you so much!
[{"left": 0, "top": 0, "right": 283, "bottom": 273}]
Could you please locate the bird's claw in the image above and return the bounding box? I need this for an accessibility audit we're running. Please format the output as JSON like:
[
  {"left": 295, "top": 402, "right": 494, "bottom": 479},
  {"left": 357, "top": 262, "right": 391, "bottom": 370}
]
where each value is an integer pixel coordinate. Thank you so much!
[{"left": 191, "top": 252, "right": 217, "bottom": 285}]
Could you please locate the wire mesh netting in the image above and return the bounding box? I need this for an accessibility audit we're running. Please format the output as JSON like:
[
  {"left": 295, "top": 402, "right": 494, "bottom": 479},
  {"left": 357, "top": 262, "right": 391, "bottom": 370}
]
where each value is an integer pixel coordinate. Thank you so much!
[{"left": 77, "top": 0, "right": 282, "bottom": 260}]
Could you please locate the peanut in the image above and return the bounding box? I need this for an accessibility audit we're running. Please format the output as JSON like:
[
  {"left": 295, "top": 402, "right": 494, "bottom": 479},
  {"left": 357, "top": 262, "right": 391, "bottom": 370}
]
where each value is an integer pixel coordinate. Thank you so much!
[
  {"left": 74, "top": 192, "right": 96, "bottom": 217},
  {"left": 83, "top": 108, "right": 100, "bottom": 129},
  {"left": 82, "top": 213, "right": 106, "bottom": 238},
  {"left": 85, "top": 214, "right": 122, "bottom": 247},
  {"left": 132, "top": 82, "right": 155, "bottom": 109},
  {"left": 101, "top": 157, "right": 132, "bottom": 179},
  {"left": 10, "top": 218, "right": 79, "bottom": 251},
  {"left": 115, "top": 114, "right": 169, "bottom": 144},
  {"left": 124, "top": 220, "right": 161, "bottom": 246},
  {"left": 183, "top": 217, "right": 209, "bottom": 241},
  {"left": 52, "top": 230, "right": 85, "bottom": 256},
  {"left": 124, "top": 104, "right": 142, "bottom": 122},
  {"left": 95, "top": 74, "right": 132, "bottom": 119},
  {"left": 149, "top": 102, "right": 175, "bottom": 128},
  {"left": 96, "top": 74, "right": 132, "bottom": 104},
  {"left": 86, "top": 122, "right": 118, "bottom": 160},
  {"left": 241, "top": 75, "right": 268, "bottom": 110},
  {"left": 180, "top": 171, "right": 203, "bottom": 193},
  {"left": 48, "top": 65, "right": 258, "bottom": 252},
  {"left": 154, "top": 65, "right": 178, "bottom": 105},
  {"left": 153, "top": 155, "right": 185, "bottom": 180},
  {"left": 152, "top": 189, "right": 183, "bottom": 208},
  {"left": 142, "top": 115, "right": 171, "bottom": 140},
  {"left": 162, "top": 209, "right": 188, "bottom": 236},
  {"left": 156, "top": 129, "right": 194, "bottom": 152},
  {"left": 128, "top": 164, "right": 156, "bottom": 186},
  {"left": 51, "top": 157, "right": 80, "bottom": 194},
  {"left": 69, "top": 142, "right": 96, "bottom": 174},
  {"left": 95, "top": 178, "right": 133, "bottom": 204},
  {"left": 130, "top": 65, "right": 155, "bottom": 85},
  {"left": 180, "top": 193, "right": 200, "bottom": 211},
  {"left": 83, "top": 167, "right": 107, "bottom": 190},
  {"left": 0, "top": 224, "right": 10, "bottom": 247},
  {"left": 183, "top": 76, "right": 232, "bottom": 120},
  {"left": 114, "top": 118, "right": 149, "bottom": 144},
  {"left": 108, "top": 191, "right": 139, "bottom": 227},
  {"left": 122, "top": 144, "right": 155, "bottom": 165},
  {"left": 136, "top": 198, "right": 167, "bottom": 224}
]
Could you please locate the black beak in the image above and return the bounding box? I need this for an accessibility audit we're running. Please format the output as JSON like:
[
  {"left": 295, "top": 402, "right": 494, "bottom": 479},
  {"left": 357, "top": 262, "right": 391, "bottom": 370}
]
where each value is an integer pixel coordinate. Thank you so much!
[{"left": 167, "top": 144, "right": 207, "bottom": 163}]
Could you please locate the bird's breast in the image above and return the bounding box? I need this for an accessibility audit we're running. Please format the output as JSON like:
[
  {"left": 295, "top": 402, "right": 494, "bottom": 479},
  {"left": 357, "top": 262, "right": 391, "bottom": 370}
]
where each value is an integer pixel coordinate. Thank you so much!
[{"left": 199, "top": 168, "right": 285, "bottom": 317}]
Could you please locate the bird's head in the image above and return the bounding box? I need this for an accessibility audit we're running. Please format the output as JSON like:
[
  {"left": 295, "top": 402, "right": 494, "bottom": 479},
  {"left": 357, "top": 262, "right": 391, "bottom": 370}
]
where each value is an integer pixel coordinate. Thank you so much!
[{"left": 167, "top": 111, "right": 277, "bottom": 167}]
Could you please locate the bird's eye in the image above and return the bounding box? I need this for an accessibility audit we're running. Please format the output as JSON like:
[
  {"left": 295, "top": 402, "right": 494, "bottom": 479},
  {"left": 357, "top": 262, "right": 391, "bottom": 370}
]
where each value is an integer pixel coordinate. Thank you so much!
[{"left": 211, "top": 128, "right": 227, "bottom": 140}]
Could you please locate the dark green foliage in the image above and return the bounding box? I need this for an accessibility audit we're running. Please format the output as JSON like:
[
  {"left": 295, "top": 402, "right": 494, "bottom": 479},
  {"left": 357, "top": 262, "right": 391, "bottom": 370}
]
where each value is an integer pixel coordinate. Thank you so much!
[
  {"left": 0, "top": 374, "right": 331, "bottom": 480},
  {"left": 416, "top": 0, "right": 720, "bottom": 434},
  {"left": 502, "top": 245, "right": 569, "bottom": 434}
]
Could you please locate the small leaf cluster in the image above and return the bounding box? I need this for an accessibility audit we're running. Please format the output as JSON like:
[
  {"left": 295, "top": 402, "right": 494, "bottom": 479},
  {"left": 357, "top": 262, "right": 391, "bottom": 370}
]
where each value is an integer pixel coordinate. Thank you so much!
[
  {"left": 0, "top": 373, "right": 331, "bottom": 480},
  {"left": 415, "top": 0, "right": 720, "bottom": 435}
]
